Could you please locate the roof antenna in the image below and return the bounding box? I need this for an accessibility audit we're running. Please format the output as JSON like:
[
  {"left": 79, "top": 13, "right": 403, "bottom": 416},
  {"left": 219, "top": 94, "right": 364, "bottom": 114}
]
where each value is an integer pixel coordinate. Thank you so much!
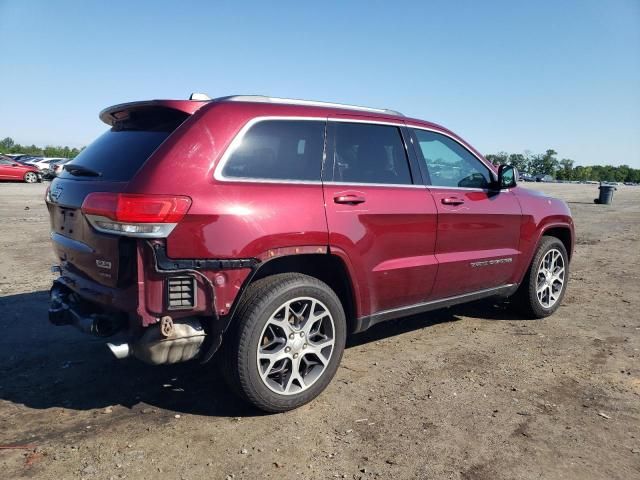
[{"left": 189, "top": 92, "right": 211, "bottom": 101}]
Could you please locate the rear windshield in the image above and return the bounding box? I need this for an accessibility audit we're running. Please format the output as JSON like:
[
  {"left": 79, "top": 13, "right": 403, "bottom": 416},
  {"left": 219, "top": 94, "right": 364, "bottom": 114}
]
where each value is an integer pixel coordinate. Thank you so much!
[{"left": 58, "top": 107, "right": 188, "bottom": 182}]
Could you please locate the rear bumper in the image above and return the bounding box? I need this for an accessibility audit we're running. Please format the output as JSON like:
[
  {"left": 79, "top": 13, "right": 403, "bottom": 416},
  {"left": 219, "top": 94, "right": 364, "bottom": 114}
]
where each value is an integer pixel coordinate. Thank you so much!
[
  {"left": 53, "top": 270, "right": 137, "bottom": 313},
  {"left": 48, "top": 240, "right": 256, "bottom": 364},
  {"left": 49, "top": 280, "right": 207, "bottom": 364}
]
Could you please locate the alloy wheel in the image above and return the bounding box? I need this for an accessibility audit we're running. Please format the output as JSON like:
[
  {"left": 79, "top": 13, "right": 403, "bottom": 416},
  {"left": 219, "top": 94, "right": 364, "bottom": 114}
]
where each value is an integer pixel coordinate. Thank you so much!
[
  {"left": 24, "top": 172, "right": 38, "bottom": 183},
  {"left": 536, "top": 248, "right": 565, "bottom": 309},
  {"left": 256, "top": 297, "right": 335, "bottom": 395}
]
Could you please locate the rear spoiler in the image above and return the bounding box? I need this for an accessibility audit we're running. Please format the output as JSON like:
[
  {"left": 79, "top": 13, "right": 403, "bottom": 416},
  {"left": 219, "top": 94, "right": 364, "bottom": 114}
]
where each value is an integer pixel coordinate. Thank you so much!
[{"left": 99, "top": 99, "right": 209, "bottom": 126}]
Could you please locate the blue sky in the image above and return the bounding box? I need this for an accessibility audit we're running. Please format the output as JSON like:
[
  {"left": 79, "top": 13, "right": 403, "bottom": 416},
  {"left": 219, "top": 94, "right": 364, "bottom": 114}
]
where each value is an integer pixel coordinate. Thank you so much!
[{"left": 1, "top": 0, "right": 638, "bottom": 167}]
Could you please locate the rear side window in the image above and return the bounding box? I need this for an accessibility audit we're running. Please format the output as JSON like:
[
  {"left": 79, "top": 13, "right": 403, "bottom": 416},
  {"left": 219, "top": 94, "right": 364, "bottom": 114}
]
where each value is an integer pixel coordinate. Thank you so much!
[
  {"left": 412, "top": 129, "right": 492, "bottom": 189},
  {"left": 331, "top": 122, "right": 412, "bottom": 185},
  {"left": 58, "top": 107, "right": 188, "bottom": 182},
  {"left": 221, "top": 120, "right": 325, "bottom": 181}
]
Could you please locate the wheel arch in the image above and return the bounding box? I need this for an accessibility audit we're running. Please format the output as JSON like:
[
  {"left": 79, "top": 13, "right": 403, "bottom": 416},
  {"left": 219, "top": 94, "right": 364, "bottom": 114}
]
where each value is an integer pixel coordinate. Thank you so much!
[
  {"left": 245, "top": 253, "right": 358, "bottom": 333},
  {"left": 541, "top": 224, "right": 574, "bottom": 260},
  {"left": 512, "top": 220, "right": 574, "bottom": 287}
]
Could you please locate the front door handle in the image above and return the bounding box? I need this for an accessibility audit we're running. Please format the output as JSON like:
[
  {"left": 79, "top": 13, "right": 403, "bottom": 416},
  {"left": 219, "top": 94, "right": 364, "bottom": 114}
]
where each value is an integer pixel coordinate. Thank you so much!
[
  {"left": 441, "top": 197, "right": 465, "bottom": 206},
  {"left": 334, "top": 194, "right": 366, "bottom": 205}
]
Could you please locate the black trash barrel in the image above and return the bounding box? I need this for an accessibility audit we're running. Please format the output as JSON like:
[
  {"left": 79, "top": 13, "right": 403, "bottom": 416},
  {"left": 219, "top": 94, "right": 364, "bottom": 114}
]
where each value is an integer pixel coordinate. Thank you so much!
[{"left": 595, "top": 184, "right": 616, "bottom": 205}]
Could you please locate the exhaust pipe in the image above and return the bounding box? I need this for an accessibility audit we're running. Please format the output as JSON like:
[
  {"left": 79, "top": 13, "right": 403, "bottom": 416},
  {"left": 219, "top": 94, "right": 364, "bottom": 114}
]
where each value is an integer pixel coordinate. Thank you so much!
[{"left": 107, "top": 342, "right": 131, "bottom": 359}]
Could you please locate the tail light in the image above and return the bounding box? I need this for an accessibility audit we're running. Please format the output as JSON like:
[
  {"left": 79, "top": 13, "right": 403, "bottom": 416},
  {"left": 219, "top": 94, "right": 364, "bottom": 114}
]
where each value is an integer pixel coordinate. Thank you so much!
[{"left": 81, "top": 192, "right": 192, "bottom": 237}]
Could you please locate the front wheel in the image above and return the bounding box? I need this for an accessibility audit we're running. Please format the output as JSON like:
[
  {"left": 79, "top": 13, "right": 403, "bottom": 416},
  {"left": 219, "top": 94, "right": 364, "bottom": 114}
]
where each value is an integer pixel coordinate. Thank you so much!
[
  {"left": 221, "top": 273, "right": 346, "bottom": 412},
  {"left": 513, "top": 236, "right": 569, "bottom": 318},
  {"left": 24, "top": 171, "right": 39, "bottom": 183}
]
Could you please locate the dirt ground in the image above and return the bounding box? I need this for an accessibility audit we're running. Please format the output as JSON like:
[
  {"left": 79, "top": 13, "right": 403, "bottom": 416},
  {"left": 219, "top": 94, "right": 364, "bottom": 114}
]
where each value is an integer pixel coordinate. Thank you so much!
[{"left": 0, "top": 181, "right": 638, "bottom": 480}]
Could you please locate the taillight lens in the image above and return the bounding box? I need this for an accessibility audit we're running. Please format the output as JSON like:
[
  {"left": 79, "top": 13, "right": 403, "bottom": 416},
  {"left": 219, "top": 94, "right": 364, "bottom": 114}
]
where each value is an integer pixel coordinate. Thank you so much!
[{"left": 81, "top": 193, "right": 191, "bottom": 237}]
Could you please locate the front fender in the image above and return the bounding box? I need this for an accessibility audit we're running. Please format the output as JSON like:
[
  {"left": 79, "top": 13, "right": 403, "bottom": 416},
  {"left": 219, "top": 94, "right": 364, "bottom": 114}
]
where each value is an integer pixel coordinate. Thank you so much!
[{"left": 512, "top": 191, "right": 574, "bottom": 284}]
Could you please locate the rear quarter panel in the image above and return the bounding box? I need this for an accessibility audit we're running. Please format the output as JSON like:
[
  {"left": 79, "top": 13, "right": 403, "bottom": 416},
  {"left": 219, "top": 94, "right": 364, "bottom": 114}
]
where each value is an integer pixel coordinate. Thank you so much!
[
  {"left": 127, "top": 102, "right": 329, "bottom": 260},
  {"left": 126, "top": 103, "right": 330, "bottom": 318}
]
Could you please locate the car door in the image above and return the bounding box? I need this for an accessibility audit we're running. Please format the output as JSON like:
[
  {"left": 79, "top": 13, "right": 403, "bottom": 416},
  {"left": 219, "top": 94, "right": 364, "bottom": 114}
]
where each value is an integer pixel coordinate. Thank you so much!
[
  {"left": 408, "top": 127, "right": 522, "bottom": 299},
  {"left": 0, "top": 158, "right": 19, "bottom": 179},
  {"left": 323, "top": 117, "right": 438, "bottom": 317}
]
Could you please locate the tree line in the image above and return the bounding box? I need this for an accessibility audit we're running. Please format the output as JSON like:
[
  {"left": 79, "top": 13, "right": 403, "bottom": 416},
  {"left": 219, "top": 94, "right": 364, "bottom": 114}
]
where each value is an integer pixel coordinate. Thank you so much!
[
  {"left": 485, "top": 149, "right": 640, "bottom": 183},
  {"left": 0, "top": 137, "right": 83, "bottom": 159}
]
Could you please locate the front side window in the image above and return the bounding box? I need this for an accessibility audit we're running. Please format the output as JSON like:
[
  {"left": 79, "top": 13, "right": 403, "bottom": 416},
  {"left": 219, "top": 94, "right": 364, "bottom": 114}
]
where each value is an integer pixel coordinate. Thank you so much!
[
  {"left": 222, "top": 120, "right": 325, "bottom": 181},
  {"left": 332, "top": 122, "right": 413, "bottom": 185},
  {"left": 412, "top": 129, "right": 492, "bottom": 189}
]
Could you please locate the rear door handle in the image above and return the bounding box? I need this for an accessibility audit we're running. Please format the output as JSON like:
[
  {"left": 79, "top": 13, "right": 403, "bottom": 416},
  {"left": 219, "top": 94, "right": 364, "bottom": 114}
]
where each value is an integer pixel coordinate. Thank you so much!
[
  {"left": 441, "top": 197, "right": 465, "bottom": 206},
  {"left": 334, "top": 194, "right": 366, "bottom": 205}
]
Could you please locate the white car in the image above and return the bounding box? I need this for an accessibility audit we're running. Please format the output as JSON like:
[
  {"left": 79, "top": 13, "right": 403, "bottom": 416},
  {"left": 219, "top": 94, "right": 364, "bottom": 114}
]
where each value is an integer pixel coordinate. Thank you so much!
[{"left": 25, "top": 157, "right": 68, "bottom": 171}]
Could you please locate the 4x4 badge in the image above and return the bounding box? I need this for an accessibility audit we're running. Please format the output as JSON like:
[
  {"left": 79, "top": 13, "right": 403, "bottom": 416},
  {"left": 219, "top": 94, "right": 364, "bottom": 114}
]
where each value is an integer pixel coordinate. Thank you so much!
[
  {"left": 96, "top": 259, "right": 112, "bottom": 270},
  {"left": 50, "top": 186, "right": 63, "bottom": 201}
]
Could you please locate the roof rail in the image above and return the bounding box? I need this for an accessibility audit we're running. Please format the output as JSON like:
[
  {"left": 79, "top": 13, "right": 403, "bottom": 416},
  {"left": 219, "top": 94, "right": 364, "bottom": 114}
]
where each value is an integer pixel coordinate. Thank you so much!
[{"left": 215, "top": 95, "right": 404, "bottom": 117}]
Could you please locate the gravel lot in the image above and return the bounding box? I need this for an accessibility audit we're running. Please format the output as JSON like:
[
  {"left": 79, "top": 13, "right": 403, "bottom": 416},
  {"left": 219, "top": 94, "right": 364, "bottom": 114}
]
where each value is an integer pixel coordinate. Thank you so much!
[{"left": 0, "top": 181, "right": 638, "bottom": 480}]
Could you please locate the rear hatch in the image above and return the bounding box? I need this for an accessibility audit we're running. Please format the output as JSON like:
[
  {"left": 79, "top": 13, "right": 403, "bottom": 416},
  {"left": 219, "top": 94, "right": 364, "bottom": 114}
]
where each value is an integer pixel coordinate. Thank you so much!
[{"left": 47, "top": 101, "right": 202, "bottom": 288}]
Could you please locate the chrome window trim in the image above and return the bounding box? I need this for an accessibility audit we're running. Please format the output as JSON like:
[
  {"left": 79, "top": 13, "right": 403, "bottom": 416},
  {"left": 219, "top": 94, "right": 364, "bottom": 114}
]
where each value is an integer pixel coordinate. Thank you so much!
[
  {"left": 328, "top": 117, "right": 405, "bottom": 127},
  {"left": 409, "top": 125, "right": 498, "bottom": 183},
  {"left": 213, "top": 115, "right": 499, "bottom": 189},
  {"left": 213, "top": 116, "right": 327, "bottom": 184},
  {"left": 425, "top": 184, "right": 513, "bottom": 194},
  {"left": 427, "top": 185, "right": 496, "bottom": 192},
  {"left": 323, "top": 181, "right": 425, "bottom": 189}
]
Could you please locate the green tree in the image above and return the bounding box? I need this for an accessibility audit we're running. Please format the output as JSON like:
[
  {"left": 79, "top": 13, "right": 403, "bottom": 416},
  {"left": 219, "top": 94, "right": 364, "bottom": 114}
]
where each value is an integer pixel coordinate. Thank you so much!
[
  {"left": 485, "top": 151, "right": 509, "bottom": 166},
  {"left": 529, "top": 149, "right": 559, "bottom": 176},
  {"left": 507, "top": 153, "right": 529, "bottom": 173},
  {"left": 0, "top": 137, "right": 15, "bottom": 151},
  {"left": 556, "top": 158, "right": 574, "bottom": 180},
  {"left": 485, "top": 148, "right": 640, "bottom": 183}
]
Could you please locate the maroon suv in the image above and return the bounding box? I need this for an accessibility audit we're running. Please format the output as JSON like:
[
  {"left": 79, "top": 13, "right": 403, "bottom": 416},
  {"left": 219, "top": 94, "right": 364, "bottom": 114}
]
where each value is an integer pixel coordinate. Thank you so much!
[{"left": 46, "top": 95, "right": 574, "bottom": 412}]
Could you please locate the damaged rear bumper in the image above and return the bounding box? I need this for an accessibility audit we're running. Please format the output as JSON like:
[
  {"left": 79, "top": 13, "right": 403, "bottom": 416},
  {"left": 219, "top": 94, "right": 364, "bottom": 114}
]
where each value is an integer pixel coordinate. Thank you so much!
[{"left": 48, "top": 281, "right": 207, "bottom": 365}]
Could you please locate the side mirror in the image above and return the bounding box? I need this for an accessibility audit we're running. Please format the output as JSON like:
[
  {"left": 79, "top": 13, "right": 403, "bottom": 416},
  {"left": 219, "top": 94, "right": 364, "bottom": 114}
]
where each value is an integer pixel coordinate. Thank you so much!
[{"left": 497, "top": 164, "right": 517, "bottom": 189}]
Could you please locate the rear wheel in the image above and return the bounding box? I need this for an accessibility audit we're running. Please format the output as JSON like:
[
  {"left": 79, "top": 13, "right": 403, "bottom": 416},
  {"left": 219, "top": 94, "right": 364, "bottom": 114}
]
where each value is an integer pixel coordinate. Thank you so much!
[
  {"left": 222, "top": 273, "right": 346, "bottom": 412},
  {"left": 24, "top": 172, "right": 38, "bottom": 183},
  {"left": 513, "top": 236, "right": 569, "bottom": 318}
]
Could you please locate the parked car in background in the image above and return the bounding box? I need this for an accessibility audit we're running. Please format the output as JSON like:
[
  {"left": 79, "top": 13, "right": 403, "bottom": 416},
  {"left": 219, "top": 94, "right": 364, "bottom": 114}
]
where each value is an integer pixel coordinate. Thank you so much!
[
  {"left": 53, "top": 158, "right": 73, "bottom": 176},
  {"left": 535, "top": 174, "right": 554, "bottom": 182},
  {"left": 25, "top": 157, "right": 68, "bottom": 171},
  {"left": 0, "top": 155, "right": 41, "bottom": 183},
  {"left": 42, "top": 158, "right": 73, "bottom": 179},
  {"left": 4, "top": 154, "right": 35, "bottom": 164},
  {"left": 46, "top": 94, "right": 574, "bottom": 412},
  {"left": 16, "top": 156, "right": 41, "bottom": 164},
  {"left": 519, "top": 172, "right": 535, "bottom": 182}
]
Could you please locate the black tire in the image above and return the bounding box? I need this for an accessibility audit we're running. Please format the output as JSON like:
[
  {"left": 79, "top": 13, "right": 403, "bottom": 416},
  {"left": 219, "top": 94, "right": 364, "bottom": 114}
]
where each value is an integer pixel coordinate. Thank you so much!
[
  {"left": 221, "top": 273, "right": 346, "bottom": 413},
  {"left": 513, "top": 236, "right": 569, "bottom": 318}
]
